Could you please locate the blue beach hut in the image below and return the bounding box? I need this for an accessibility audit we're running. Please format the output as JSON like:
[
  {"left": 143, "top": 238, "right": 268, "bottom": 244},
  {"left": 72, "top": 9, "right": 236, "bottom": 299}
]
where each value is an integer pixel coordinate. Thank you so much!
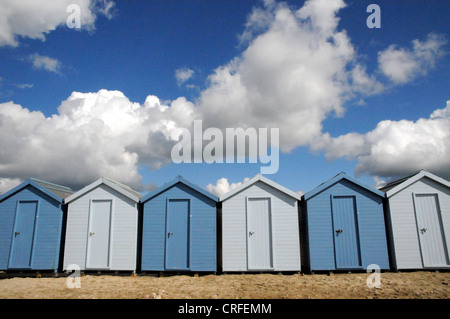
[
  {"left": 0, "top": 178, "right": 73, "bottom": 271},
  {"left": 300, "top": 172, "right": 389, "bottom": 272},
  {"left": 140, "top": 176, "right": 218, "bottom": 272}
]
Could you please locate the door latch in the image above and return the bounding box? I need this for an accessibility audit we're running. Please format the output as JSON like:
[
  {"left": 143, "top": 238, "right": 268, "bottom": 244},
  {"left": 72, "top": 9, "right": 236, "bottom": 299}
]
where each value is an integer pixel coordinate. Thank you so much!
[
  {"left": 15, "top": 231, "right": 20, "bottom": 236},
  {"left": 335, "top": 229, "right": 343, "bottom": 234},
  {"left": 89, "top": 232, "right": 95, "bottom": 236},
  {"left": 249, "top": 231, "right": 255, "bottom": 237},
  {"left": 168, "top": 232, "right": 173, "bottom": 238},
  {"left": 420, "top": 228, "right": 427, "bottom": 234}
]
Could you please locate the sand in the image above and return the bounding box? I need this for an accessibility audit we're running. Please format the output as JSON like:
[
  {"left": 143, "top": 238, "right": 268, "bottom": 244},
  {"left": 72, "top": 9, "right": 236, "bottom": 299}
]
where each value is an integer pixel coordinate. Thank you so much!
[{"left": 0, "top": 271, "right": 448, "bottom": 299}]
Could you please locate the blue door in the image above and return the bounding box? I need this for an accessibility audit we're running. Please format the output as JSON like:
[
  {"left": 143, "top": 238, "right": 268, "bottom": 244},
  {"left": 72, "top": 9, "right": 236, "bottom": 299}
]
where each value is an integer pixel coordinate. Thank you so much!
[
  {"left": 332, "top": 196, "right": 361, "bottom": 269},
  {"left": 165, "top": 199, "right": 189, "bottom": 270},
  {"left": 9, "top": 201, "right": 38, "bottom": 269}
]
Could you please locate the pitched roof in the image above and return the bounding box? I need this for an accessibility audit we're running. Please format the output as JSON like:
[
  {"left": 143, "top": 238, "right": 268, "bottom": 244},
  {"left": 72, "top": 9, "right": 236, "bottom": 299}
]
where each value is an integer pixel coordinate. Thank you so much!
[
  {"left": 141, "top": 176, "right": 218, "bottom": 203},
  {"left": 32, "top": 179, "right": 74, "bottom": 199},
  {"left": 303, "top": 172, "right": 385, "bottom": 200},
  {"left": 381, "top": 170, "right": 450, "bottom": 198},
  {"left": 219, "top": 174, "right": 301, "bottom": 202},
  {"left": 64, "top": 177, "right": 141, "bottom": 204},
  {"left": 0, "top": 178, "right": 74, "bottom": 203},
  {"left": 378, "top": 171, "right": 420, "bottom": 193}
]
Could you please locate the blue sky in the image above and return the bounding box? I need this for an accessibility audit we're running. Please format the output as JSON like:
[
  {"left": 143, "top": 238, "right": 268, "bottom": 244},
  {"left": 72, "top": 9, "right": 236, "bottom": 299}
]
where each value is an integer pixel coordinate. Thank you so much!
[{"left": 0, "top": 0, "right": 449, "bottom": 196}]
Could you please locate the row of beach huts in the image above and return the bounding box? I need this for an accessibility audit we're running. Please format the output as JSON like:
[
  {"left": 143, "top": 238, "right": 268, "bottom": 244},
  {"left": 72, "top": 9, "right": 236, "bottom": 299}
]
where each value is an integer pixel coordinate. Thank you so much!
[{"left": 0, "top": 170, "right": 449, "bottom": 274}]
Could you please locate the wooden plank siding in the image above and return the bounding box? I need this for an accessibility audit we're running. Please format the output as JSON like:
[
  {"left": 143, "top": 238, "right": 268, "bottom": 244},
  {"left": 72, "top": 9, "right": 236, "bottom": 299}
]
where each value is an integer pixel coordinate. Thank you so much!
[
  {"left": 221, "top": 180, "right": 301, "bottom": 272},
  {"left": 63, "top": 183, "right": 138, "bottom": 271},
  {"left": 141, "top": 181, "right": 218, "bottom": 272},
  {"left": 303, "top": 177, "right": 389, "bottom": 271},
  {"left": 0, "top": 184, "right": 65, "bottom": 271},
  {"left": 385, "top": 176, "right": 450, "bottom": 269}
]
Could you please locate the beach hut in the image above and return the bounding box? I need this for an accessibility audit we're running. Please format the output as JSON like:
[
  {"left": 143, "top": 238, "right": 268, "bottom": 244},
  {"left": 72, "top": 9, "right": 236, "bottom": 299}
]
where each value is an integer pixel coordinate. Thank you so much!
[
  {"left": 301, "top": 172, "right": 389, "bottom": 272},
  {"left": 62, "top": 177, "right": 140, "bottom": 272},
  {"left": 220, "top": 174, "right": 301, "bottom": 272},
  {"left": 140, "top": 176, "right": 218, "bottom": 272},
  {"left": 0, "top": 178, "right": 73, "bottom": 271},
  {"left": 381, "top": 170, "right": 450, "bottom": 270}
]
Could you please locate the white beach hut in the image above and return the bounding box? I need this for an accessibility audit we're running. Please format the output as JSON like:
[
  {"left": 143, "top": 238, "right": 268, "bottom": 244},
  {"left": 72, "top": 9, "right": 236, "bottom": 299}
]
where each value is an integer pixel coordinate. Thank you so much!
[
  {"left": 62, "top": 177, "right": 140, "bottom": 272},
  {"left": 220, "top": 174, "right": 301, "bottom": 272},
  {"left": 381, "top": 170, "right": 450, "bottom": 270}
]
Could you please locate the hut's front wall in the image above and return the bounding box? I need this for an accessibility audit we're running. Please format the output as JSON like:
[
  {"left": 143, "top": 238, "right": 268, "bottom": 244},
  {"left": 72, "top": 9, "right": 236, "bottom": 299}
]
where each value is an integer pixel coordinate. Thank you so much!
[
  {"left": 387, "top": 177, "right": 450, "bottom": 269},
  {"left": 306, "top": 180, "right": 389, "bottom": 271},
  {"left": 222, "top": 181, "right": 301, "bottom": 272},
  {"left": 141, "top": 183, "right": 217, "bottom": 272},
  {"left": 0, "top": 186, "right": 62, "bottom": 270},
  {"left": 63, "top": 184, "right": 138, "bottom": 271}
]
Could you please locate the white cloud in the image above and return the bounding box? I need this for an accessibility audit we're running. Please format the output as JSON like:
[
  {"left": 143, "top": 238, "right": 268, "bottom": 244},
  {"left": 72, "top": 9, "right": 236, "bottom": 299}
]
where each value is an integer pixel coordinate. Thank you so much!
[
  {"left": 175, "top": 68, "right": 195, "bottom": 86},
  {"left": 16, "top": 83, "right": 34, "bottom": 89},
  {"left": 1, "top": 0, "right": 447, "bottom": 191},
  {"left": 0, "top": 89, "right": 195, "bottom": 191},
  {"left": 0, "top": 0, "right": 114, "bottom": 47},
  {"left": 378, "top": 33, "right": 447, "bottom": 84},
  {"left": 28, "top": 54, "right": 62, "bottom": 74},
  {"left": 94, "top": 0, "right": 115, "bottom": 19},
  {"left": 0, "top": 177, "right": 21, "bottom": 194},
  {"left": 313, "top": 100, "right": 450, "bottom": 181},
  {"left": 197, "top": 0, "right": 383, "bottom": 152},
  {"left": 373, "top": 176, "right": 387, "bottom": 189},
  {"left": 206, "top": 177, "right": 250, "bottom": 197}
]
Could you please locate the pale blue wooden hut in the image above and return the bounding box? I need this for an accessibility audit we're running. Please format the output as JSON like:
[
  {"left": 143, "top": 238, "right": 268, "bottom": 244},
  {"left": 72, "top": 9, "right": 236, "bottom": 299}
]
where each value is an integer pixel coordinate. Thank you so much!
[
  {"left": 0, "top": 178, "right": 73, "bottom": 271},
  {"left": 62, "top": 177, "right": 141, "bottom": 272},
  {"left": 140, "top": 176, "right": 218, "bottom": 272},
  {"left": 220, "top": 174, "right": 302, "bottom": 272},
  {"left": 381, "top": 170, "right": 450, "bottom": 270},
  {"left": 301, "top": 172, "right": 389, "bottom": 272}
]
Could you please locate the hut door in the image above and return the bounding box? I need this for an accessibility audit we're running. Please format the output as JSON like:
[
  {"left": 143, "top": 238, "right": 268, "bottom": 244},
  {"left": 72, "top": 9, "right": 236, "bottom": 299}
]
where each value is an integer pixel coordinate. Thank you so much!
[
  {"left": 414, "top": 194, "right": 449, "bottom": 267},
  {"left": 86, "top": 200, "right": 112, "bottom": 269},
  {"left": 165, "top": 199, "right": 189, "bottom": 270},
  {"left": 9, "top": 201, "right": 38, "bottom": 269},
  {"left": 247, "top": 198, "right": 272, "bottom": 270},
  {"left": 331, "top": 196, "right": 361, "bottom": 269}
]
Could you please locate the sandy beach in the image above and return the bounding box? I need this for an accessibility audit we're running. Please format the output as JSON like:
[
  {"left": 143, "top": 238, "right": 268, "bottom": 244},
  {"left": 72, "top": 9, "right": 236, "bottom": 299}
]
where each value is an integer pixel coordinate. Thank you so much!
[{"left": 0, "top": 271, "right": 448, "bottom": 299}]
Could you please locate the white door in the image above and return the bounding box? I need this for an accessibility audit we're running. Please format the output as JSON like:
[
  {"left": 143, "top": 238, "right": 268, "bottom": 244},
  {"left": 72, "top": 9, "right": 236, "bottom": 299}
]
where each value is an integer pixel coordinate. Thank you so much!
[
  {"left": 415, "top": 194, "right": 449, "bottom": 267},
  {"left": 86, "top": 200, "right": 112, "bottom": 269},
  {"left": 247, "top": 198, "right": 272, "bottom": 270}
]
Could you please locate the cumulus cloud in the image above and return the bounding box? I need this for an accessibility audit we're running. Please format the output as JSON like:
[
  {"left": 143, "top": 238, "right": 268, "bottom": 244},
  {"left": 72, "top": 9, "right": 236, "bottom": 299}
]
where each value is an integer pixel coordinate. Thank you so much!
[
  {"left": 206, "top": 177, "right": 250, "bottom": 197},
  {"left": 0, "top": 0, "right": 114, "bottom": 47},
  {"left": 0, "top": 178, "right": 22, "bottom": 194},
  {"left": 0, "top": 89, "right": 195, "bottom": 191},
  {"left": 378, "top": 33, "right": 447, "bottom": 84},
  {"left": 313, "top": 100, "right": 450, "bottom": 181},
  {"left": 28, "top": 54, "right": 62, "bottom": 74},
  {"left": 1, "top": 0, "right": 447, "bottom": 192},
  {"left": 175, "top": 68, "right": 195, "bottom": 86},
  {"left": 197, "top": 0, "right": 383, "bottom": 152}
]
